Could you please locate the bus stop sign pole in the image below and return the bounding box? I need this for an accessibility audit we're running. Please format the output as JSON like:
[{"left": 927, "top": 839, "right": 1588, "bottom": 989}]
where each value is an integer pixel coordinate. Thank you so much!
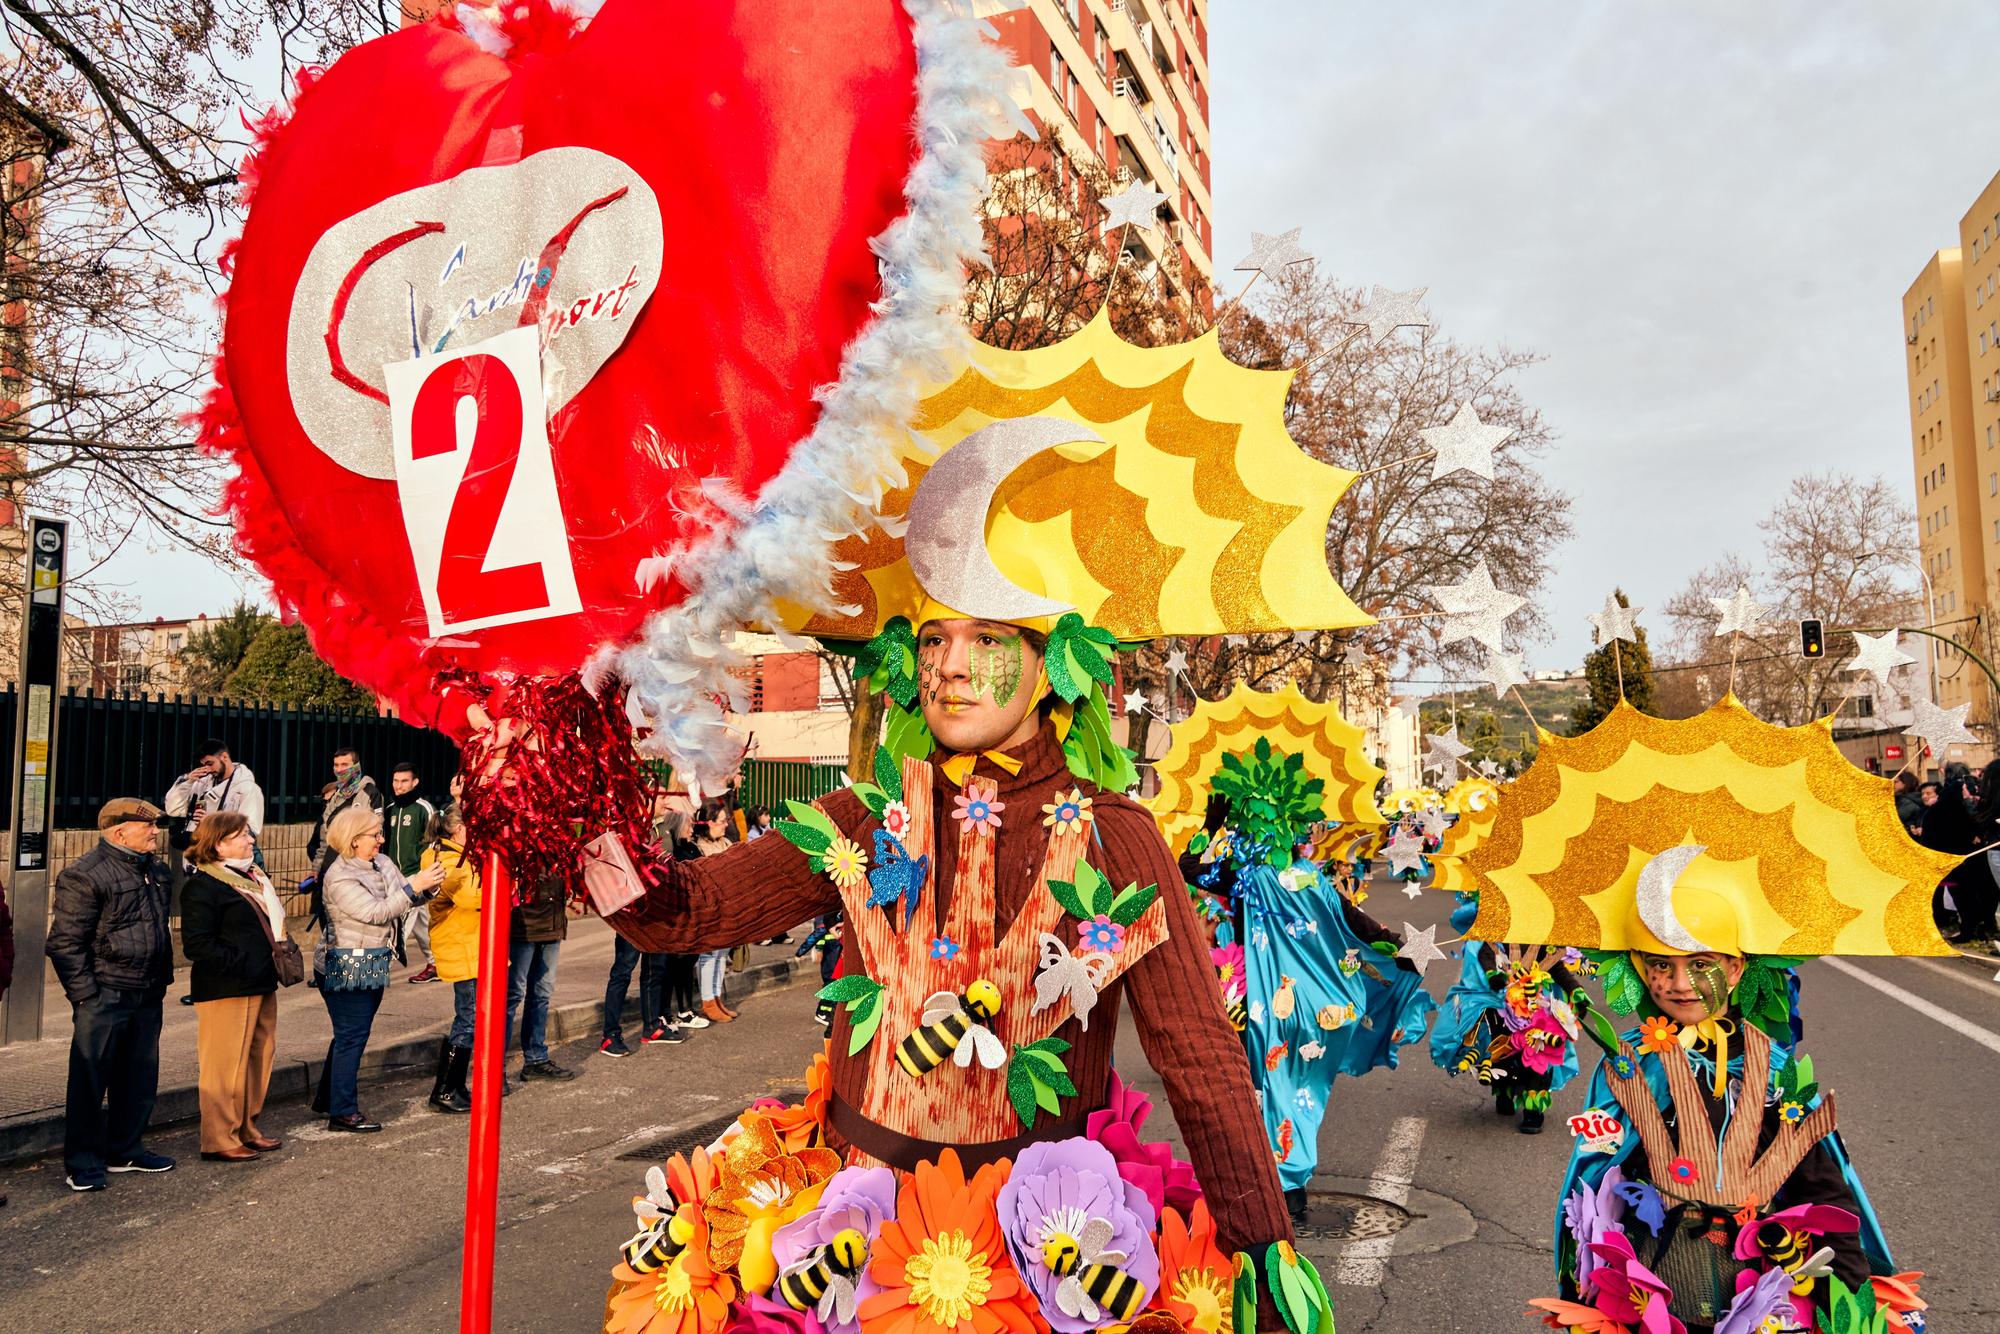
[{"left": 2, "top": 515, "right": 68, "bottom": 1046}]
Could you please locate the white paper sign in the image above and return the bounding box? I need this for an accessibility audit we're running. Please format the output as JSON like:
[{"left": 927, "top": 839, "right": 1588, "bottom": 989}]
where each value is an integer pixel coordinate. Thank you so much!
[{"left": 384, "top": 324, "right": 582, "bottom": 636}]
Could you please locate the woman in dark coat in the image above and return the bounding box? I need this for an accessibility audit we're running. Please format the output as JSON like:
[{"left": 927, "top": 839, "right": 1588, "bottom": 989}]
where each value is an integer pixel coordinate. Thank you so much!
[
  {"left": 179, "top": 811, "right": 287, "bottom": 1162},
  {"left": 1919, "top": 774, "right": 1996, "bottom": 941}
]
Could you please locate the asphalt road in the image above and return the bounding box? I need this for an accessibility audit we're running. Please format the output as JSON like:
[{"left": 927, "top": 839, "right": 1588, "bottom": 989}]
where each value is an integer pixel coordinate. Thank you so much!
[{"left": 3, "top": 889, "right": 1996, "bottom": 1332}]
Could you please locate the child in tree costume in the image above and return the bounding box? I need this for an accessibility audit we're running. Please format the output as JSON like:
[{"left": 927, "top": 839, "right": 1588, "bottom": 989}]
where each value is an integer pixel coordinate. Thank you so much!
[
  {"left": 604, "top": 324, "right": 1380, "bottom": 1333},
  {"left": 1467, "top": 699, "right": 1941, "bottom": 1334}
]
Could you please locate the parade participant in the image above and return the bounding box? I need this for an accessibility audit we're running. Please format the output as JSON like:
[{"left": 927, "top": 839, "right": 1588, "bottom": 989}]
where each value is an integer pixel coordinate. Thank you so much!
[
  {"left": 1469, "top": 695, "right": 1944, "bottom": 1334},
  {"left": 1428, "top": 910, "right": 1584, "bottom": 1135},
  {"left": 599, "top": 312, "right": 1396, "bottom": 1329},
  {"left": 1172, "top": 739, "right": 1433, "bottom": 1220}
]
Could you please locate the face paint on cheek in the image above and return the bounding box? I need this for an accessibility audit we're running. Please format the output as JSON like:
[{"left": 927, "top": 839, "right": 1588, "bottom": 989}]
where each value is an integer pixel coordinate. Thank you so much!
[
  {"left": 1687, "top": 959, "right": 1729, "bottom": 1018},
  {"left": 918, "top": 645, "right": 946, "bottom": 706},
  {"left": 968, "top": 635, "right": 1024, "bottom": 707}
]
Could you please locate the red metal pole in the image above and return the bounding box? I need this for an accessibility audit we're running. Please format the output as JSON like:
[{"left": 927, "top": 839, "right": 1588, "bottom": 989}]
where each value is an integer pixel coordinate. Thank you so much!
[{"left": 460, "top": 852, "right": 512, "bottom": 1332}]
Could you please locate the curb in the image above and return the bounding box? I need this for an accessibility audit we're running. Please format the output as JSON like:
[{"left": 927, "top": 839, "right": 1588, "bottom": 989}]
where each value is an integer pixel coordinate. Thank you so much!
[{"left": 0, "top": 955, "right": 812, "bottom": 1168}]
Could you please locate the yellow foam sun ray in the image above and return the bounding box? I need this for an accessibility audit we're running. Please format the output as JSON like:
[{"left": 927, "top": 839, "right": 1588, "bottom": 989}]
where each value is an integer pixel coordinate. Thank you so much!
[
  {"left": 1429, "top": 778, "right": 1503, "bottom": 895},
  {"left": 1147, "top": 682, "right": 1386, "bottom": 853},
  {"left": 1465, "top": 697, "right": 1958, "bottom": 957},
  {"left": 789, "top": 309, "right": 1371, "bottom": 640}
]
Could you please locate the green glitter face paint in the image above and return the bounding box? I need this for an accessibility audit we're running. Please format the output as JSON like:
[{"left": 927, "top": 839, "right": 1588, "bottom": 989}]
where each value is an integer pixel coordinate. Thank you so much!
[
  {"left": 968, "top": 634, "right": 1024, "bottom": 706},
  {"left": 918, "top": 642, "right": 947, "bottom": 705},
  {"left": 1687, "top": 958, "right": 1729, "bottom": 1019}
]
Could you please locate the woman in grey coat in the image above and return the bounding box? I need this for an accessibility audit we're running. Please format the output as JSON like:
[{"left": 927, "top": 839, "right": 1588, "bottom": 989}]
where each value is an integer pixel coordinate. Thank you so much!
[{"left": 312, "top": 805, "right": 443, "bottom": 1131}]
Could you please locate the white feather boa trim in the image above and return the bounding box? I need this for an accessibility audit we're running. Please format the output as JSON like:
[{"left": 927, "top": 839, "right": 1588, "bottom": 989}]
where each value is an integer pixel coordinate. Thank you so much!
[{"left": 598, "top": 0, "right": 1021, "bottom": 790}]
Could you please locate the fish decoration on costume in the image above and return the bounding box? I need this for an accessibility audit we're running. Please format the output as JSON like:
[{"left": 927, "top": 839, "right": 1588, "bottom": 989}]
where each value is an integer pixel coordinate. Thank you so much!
[{"left": 1270, "top": 976, "right": 1298, "bottom": 1020}]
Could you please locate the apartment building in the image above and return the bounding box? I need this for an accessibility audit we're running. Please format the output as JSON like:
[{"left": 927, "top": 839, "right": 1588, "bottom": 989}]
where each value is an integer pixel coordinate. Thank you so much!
[
  {"left": 1904, "top": 168, "right": 2000, "bottom": 762},
  {"left": 978, "top": 0, "right": 1216, "bottom": 306}
]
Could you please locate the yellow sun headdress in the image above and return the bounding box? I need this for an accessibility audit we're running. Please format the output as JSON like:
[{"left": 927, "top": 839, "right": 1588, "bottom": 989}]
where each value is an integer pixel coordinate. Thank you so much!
[
  {"left": 1465, "top": 696, "right": 1958, "bottom": 958},
  {"left": 1146, "top": 681, "right": 1386, "bottom": 852}
]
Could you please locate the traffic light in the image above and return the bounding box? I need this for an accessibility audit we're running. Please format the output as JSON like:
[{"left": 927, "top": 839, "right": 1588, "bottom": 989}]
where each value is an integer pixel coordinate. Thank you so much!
[{"left": 1799, "top": 619, "right": 1825, "bottom": 659}]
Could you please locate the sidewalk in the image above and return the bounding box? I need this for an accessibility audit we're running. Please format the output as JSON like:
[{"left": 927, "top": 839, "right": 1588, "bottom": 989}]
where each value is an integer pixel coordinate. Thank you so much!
[{"left": 0, "top": 917, "right": 816, "bottom": 1164}]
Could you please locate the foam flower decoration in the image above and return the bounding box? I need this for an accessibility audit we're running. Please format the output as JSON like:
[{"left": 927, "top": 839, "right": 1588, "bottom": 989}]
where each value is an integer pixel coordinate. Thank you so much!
[
  {"left": 881, "top": 801, "right": 911, "bottom": 841},
  {"left": 1210, "top": 943, "right": 1246, "bottom": 1001},
  {"left": 725, "top": 1297, "right": 821, "bottom": 1334},
  {"left": 1080, "top": 915, "right": 1127, "bottom": 953},
  {"left": 1727, "top": 1203, "right": 1859, "bottom": 1263},
  {"left": 1712, "top": 1265, "right": 1794, "bottom": 1334},
  {"left": 1523, "top": 1295, "right": 1636, "bottom": 1333},
  {"left": 1042, "top": 788, "right": 1094, "bottom": 834},
  {"left": 1514, "top": 1010, "right": 1572, "bottom": 1075},
  {"left": 1778, "top": 1100, "right": 1805, "bottom": 1124},
  {"left": 1637, "top": 1016, "right": 1680, "bottom": 1054},
  {"left": 826, "top": 837, "right": 869, "bottom": 890},
  {"left": 861, "top": 1150, "right": 1036, "bottom": 1334},
  {"left": 995, "top": 1136, "right": 1159, "bottom": 1332},
  {"left": 1584, "top": 1232, "right": 1687, "bottom": 1334},
  {"left": 1665, "top": 1158, "right": 1697, "bottom": 1187},
  {"left": 1153, "top": 1200, "right": 1232, "bottom": 1333},
  {"left": 772, "top": 1166, "right": 898, "bottom": 1334},
  {"left": 952, "top": 792, "right": 1005, "bottom": 836},
  {"left": 703, "top": 1114, "right": 841, "bottom": 1280},
  {"left": 609, "top": 1209, "right": 739, "bottom": 1334},
  {"left": 1082, "top": 1072, "right": 1203, "bottom": 1217},
  {"left": 1561, "top": 1166, "right": 1630, "bottom": 1294},
  {"left": 762, "top": 1049, "right": 833, "bottom": 1156}
]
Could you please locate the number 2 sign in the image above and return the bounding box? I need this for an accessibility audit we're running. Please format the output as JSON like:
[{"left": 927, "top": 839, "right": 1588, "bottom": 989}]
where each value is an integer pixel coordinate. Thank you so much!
[{"left": 385, "top": 325, "right": 582, "bottom": 637}]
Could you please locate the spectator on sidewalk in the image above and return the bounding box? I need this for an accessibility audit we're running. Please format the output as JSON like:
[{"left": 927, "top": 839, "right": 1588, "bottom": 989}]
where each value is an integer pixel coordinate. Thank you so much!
[
  {"left": 647, "top": 800, "right": 705, "bottom": 1042},
  {"left": 163, "top": 738, "right": 266, "bottom": 870},
  {"left": 307, "top": 747, "right": 383, "bottom": 882},
  {"left": 505, "top": 870, "right": 577, "bottom": 1082},
  {"left": 1894, "top": 771, "right": 1923, "bottom": 834},
  {"left": 422, "top": 805, "right": 480, "bottom": 1113},
  {"left": 46, "top": 798, "right": 178, "bottom": 1192},
  {"left": 313, "top": 806, "right": 444, "bottom": 1133},
  {"left": 383, "top": 762, "right": 439, "bottom": 983},
  {"left": 0, "top": 871, "right": 12, "bottom": 1002},
  {"left": 181, "top": 812, "right": 287, "bottom": 1164},
  {"left": 691, "top": 807, "right": 737, "bottom": 1025},
  {"left": 600, "top": 931, "right": 673, "bottom": 1056}
]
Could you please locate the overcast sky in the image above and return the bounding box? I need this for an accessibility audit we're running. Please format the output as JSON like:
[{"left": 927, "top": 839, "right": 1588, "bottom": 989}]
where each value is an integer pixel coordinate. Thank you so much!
[
  {"left": 1211, "top": 0, "right": 2000, "bottom": 672},
  {"left": 101, "top": 3, "right": 2000, "bottom": 673}
]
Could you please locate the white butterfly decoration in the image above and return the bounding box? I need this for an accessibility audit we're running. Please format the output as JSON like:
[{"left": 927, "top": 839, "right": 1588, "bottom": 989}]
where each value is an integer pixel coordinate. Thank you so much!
[{"left": 1031, "top": 932, "right": 1113, "bottom": 1030}]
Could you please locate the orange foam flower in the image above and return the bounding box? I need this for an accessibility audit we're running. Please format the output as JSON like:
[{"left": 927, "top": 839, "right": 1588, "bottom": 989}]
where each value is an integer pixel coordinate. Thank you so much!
[
  {"left": 606, "top": 1211, "right": 738, "bottom": 1334},
  {"left": 1636, "top": 1015, "right": 1680, "bottom": 1054},
  {"left": 1152, "top": 1200, "right": 1234, "bottom": 1333},
  {"left": 763, "top": 1045, "right": 834, "bottom": 1154},
  {"left": 858, "top": 1149, "right": 1037, "bottom": 1334},
  {"left": 703, "top": 1113, "right": 840, "bottom": 1271}
]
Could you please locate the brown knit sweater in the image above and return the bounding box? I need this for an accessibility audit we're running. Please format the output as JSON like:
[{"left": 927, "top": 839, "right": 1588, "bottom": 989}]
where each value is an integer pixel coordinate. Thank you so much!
[{"left": 608, "top": 721, "right": 1295, "bottom": 1268}]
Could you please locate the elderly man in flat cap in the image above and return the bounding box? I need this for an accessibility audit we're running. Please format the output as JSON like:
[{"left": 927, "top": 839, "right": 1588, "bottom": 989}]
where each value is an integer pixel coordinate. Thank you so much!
[{"left": 46, "top": 798, "right": 178, "bottom": 1191}]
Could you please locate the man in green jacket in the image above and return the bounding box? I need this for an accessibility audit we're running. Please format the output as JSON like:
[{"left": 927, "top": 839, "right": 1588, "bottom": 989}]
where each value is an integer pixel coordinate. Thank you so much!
[{"left": 383, "top": 762, "right": 437, "bottom": 983}]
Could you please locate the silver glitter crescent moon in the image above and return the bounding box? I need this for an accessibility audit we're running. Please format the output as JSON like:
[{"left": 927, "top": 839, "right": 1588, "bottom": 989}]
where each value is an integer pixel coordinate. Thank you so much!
[
  {"left": 1635, "top": 843, "right": 1711, "bottom": 952},
  {"left": 903, "top": 416, "right": 1101, "bottom": 622}
]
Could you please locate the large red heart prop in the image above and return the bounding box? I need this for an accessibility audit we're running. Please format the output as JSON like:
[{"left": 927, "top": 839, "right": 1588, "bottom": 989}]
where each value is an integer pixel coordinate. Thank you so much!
[{"left": 213, "top": 0, "right": 917, "bottom": 724}]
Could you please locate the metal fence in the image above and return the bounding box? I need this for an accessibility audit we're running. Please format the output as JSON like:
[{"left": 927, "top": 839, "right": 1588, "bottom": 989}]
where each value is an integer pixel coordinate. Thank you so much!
[
  {"left": 0, "top": 686, "right": 462, "bottom": 829},
  {"left": 738, "top": 759, "right": 849, "bottom": 814}
]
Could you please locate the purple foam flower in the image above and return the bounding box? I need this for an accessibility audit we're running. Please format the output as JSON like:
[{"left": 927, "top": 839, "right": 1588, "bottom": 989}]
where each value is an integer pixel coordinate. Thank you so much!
[
  {"left": 770, "top": 1165, "right": 896, "bottom": 1334},
  {"left": 1561, "top": 1166, "right": 1628, "bottom": 1293},
  {"left": 997, "top": 1136, "right": 1159, "bottom": 1332},
  {"left": 1714, "top": 1265, "right": 1797, "bottom": 1334}
]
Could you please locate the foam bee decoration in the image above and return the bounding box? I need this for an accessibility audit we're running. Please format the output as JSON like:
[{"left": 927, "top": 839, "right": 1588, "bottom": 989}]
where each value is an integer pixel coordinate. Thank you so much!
[
  {"left": 896, "top": 979, "right": 1005, "bottom": 1077},
  {"left": 1041, "top": 1215, "right": 1145, "bottom": 1323}
]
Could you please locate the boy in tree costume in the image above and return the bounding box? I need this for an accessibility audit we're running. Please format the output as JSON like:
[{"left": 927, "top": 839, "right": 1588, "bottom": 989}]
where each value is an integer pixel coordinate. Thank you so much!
[
  {"left": 605, "top": 317, "right": 1384, "bottom": 1332},
  {"left": 1468, "top": 699, "right": 1941, "bottom": 1334}
]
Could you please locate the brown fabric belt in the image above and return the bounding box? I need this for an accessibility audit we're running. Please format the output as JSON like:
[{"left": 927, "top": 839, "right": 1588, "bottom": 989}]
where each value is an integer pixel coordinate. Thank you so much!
[{"left": 828, "top": 1094, "right": 1088, "bottom": 1173}]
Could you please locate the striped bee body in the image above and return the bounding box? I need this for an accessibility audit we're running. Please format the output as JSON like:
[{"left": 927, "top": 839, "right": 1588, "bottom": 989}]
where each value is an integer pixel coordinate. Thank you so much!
[
  {"left": 1076, "top": 1263, "right": 1145, "bottom": 1322},
  {"left": 622, "top": 1206, "right": 694, "bottom": 1275},
  {"left": 777, "top": 1229, "right": 868, "bottom": 1321},
  {"left": 1225, "top": 996, "right": 1248, "bottom": 1031},
  {"left": 896, "top": 1008, "right": 971, "bottom": 1077},
  {"left": 897, "top": 980, "right": 1004, "bottom": 1078}
]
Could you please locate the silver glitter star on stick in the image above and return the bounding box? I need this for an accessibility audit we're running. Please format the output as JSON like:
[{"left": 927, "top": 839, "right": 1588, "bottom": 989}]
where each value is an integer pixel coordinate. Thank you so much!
[
  {"left": 1907, "top": 698, "right": 1977, "bottom": 752},
  {"left": 1423, "top": 728, "right": 1471, "bottom": 776},
  {"left": 1101, "top": 182, "right": 1170, "bottom": 232},
  {"left": 1586, "top": 593, "right": 1642, "bottom": 646},
  {"left": 1709, "top": 585, "right": 1765, "bottom": 639},
  {"left": 1346, "top": 285, "right": 1430, "bottom": 346},
  {"left": 1234, "top": 227, "right": 1312, "bottom": 277},
  {"left": 1396, "top": 922, "right": 1448, "bottom": 974},
  {"left": 1420, "top": 402, "right": 1511, "bottom": 481},
  {"left": 1847, "top": 629, "right": 1916, "bottom": 687},
  {"left": 1426, "top": 560, "right": 1527, "bottom": 652}
]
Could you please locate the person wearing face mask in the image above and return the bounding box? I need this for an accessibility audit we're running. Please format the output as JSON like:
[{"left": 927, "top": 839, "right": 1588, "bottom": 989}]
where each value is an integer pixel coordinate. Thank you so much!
[{"left": 180, "top": 811, "right": 296, "bottom": 1163}]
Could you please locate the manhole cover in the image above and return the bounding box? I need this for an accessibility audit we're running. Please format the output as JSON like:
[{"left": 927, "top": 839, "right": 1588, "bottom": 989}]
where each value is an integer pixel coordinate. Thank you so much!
[
  {"left": 1293, "top": 1189, "right": 1413, "bottom": 1241},
  {"left": 615, "top": 1087, "right": 803, "bottom": 1162}
]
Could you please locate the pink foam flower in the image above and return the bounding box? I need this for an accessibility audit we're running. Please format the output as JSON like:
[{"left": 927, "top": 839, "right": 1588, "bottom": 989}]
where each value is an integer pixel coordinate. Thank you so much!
[{"left": 1083, "top": 1071, "right": 1204, "bottom": 1217}]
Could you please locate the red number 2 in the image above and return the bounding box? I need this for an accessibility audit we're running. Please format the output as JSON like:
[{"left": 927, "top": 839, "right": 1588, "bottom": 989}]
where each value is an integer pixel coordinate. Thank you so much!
[{"left": 409, "top": 353, "right": 549, "bottom": 625}]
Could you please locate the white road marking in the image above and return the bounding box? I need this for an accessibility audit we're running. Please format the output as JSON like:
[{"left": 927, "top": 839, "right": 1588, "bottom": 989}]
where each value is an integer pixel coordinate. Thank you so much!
[
  {"left": 1331, "top": 1114, "right": 1426, "bottom": 1287},
  {"left": 1822, "top": 957, "right": 2000, "bottom": 1056},
  {"left": 1908, "top": 956, "right": 2000, "bottom": 1000}
]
